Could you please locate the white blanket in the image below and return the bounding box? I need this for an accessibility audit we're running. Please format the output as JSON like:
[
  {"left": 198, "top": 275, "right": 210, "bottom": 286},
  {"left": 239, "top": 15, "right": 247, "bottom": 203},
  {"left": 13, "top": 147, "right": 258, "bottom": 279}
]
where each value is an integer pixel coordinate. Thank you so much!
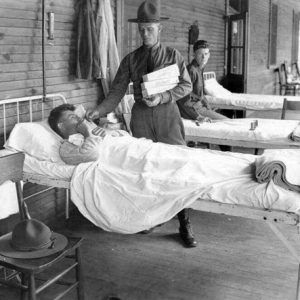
[{"left": 70, "top": 136, "right": 256, "bottom": 233}]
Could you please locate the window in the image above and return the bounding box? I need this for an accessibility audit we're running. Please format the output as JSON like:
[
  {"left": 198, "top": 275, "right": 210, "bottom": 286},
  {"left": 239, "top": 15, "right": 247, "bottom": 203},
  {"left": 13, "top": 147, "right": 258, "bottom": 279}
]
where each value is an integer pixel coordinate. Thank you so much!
[{"left": 268, "top": 1, "right": 278, "bottom": 67}]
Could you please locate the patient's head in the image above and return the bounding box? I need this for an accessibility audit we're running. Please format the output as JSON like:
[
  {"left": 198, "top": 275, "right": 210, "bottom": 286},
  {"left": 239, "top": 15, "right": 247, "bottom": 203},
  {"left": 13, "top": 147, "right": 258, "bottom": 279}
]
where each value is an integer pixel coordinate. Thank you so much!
[
  {"left": 193, "top": 40, "right": 210, "bottom": 69},
  {"left": 48, "top": 104, "right": 82, "bottom": 138}
]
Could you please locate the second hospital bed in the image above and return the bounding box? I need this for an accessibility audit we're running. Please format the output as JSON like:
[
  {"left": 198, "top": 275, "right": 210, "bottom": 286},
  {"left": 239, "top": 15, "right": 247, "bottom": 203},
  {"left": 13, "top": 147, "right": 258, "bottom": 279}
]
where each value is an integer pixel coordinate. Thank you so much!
[{"left": 1, "top": 94, "right": 300, "bottom": 299}]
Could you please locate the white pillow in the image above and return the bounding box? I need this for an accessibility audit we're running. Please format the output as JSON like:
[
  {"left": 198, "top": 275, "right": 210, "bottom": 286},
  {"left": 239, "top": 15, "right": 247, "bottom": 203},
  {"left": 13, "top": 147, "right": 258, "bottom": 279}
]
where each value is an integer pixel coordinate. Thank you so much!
[
  {"left": 4, "top": 120, "right": 64, "bottom": 163},
  {"left": 204, "top": 78, "right": 232, "bottom": 98}
]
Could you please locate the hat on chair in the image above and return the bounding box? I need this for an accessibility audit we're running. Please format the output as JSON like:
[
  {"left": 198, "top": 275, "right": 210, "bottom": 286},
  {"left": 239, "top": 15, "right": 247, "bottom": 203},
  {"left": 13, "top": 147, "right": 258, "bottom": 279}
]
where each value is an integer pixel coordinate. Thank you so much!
[
  {"left": 128, "top": 0, "right": 169, "bottom": 23},
  {"left": 0, "top": 219, "right": 68, "bottom": 259}
]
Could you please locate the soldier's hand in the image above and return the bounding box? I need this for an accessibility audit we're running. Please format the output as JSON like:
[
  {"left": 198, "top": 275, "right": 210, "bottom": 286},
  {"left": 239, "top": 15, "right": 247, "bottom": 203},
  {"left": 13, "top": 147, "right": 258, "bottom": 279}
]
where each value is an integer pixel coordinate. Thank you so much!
[
  {"left": 85, "top": 108, "right": 100, "bottom": 122},
  {"left": 143, "top": 94, "right": 161, "bottom": 107}
]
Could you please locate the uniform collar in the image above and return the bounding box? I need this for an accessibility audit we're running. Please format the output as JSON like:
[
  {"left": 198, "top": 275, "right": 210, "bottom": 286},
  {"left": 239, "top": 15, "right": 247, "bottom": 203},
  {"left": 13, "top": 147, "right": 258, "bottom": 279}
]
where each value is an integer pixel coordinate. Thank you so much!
[{"left": 143, "top": 42, "right": 160, "bottom": 52}]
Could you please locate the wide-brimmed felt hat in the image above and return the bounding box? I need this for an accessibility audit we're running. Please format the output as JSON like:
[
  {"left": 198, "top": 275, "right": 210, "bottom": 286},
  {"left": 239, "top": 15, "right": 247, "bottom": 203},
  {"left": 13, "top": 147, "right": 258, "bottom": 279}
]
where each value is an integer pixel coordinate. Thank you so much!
[
  {"left": 0, "top": 219, "right": 68, "bottom": 259},
  {"left": 128, "top": 0, "right": 169, "bottom": 23}
]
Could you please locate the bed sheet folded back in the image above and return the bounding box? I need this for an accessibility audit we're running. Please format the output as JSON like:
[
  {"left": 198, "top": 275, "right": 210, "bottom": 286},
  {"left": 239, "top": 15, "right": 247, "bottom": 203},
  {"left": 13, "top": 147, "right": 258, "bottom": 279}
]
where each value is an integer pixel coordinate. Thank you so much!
[
  {"left": 183, "top": 118, "right": 300, "bottom": 143},
  {"left": 207, "top": 93, "right": 300, "bottom": 110},
  {"left": 70, "top": 135, "right": 300, "bottom": 234}
]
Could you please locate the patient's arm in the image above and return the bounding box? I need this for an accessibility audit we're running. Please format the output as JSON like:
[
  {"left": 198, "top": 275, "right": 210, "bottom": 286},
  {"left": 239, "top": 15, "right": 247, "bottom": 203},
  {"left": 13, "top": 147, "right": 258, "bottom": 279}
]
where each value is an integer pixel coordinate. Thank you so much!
[{"left": 59, "top": 136, "right": 101, "bottom": 165}]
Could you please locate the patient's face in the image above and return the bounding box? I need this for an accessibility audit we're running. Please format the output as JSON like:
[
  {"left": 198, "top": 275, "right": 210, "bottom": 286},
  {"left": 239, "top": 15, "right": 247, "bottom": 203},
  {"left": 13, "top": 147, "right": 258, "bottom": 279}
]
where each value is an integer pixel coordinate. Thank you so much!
[
  {"left": 195, "top": 48, "right": 210, "bottom": 69},
  {"left": 58, "top": 110, "right": 82, "bottom": 137}
]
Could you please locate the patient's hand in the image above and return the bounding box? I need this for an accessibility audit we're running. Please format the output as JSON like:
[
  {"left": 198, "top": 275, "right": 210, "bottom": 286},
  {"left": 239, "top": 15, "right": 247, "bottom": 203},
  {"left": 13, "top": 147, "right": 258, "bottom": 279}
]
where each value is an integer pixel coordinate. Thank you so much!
[
  {"left": 92, "top": 127, "right": 123, "bottom": 138},
  {"left": 92, "top": 126, "right": 107, "bottom": 137},
  {"left": 76, "top": 121, "right": 90, "bottom": 138}
]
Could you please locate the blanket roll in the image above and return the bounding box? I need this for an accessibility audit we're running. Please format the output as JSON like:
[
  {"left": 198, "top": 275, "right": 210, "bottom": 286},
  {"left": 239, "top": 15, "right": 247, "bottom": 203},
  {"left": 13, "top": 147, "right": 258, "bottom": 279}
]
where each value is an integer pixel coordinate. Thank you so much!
[{"left": 255, "top": 149, "right": 300, "bottom": 192}]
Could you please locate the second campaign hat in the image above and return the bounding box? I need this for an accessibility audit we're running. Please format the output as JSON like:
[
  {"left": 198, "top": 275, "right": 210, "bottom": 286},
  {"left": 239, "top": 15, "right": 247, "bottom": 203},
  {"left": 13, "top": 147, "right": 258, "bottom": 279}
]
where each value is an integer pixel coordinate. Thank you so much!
[{"left": 0, "top": 218, "right": 68, "bottom": 259}]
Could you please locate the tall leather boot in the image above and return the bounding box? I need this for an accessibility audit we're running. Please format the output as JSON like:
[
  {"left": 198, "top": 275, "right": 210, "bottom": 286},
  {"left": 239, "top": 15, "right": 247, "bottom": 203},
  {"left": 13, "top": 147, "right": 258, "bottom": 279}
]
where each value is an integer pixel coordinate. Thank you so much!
[{"left": 177, "top": 208, "right": 197, "bottom": 248}]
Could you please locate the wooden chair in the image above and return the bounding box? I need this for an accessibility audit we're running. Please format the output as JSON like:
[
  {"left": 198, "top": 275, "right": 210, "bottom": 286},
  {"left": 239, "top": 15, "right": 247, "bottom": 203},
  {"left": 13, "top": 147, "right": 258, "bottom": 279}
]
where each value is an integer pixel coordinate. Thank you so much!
[
  {"left": 0, "top": 237, "right": 84, "bottom": 300},
  {"left": 280, "top": 63, "right": 300, "bottom": 95},
  {"left": 281, "top": 97, "right": 300, "bottom": 119},
  {"left": 0, "top": 152, "right": 85, "bottom": 300}
]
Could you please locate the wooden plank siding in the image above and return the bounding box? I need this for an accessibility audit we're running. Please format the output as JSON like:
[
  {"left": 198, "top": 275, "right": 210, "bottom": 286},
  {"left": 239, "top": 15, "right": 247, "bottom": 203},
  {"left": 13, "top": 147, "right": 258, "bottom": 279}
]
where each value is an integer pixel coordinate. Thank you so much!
[
  {"left": 123, "top": 0, "right": 226, "bottom": 81},
  {"left": 0, "top": 0, "right": 117, "bottom": 230},
  {"left": 247, "top": 0, "right": 300, "bottom": 94}
]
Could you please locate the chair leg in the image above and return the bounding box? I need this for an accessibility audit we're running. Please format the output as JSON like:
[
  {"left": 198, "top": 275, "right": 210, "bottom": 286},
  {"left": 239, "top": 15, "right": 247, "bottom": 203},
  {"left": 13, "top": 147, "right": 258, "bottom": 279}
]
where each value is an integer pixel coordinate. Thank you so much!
[
  {"left": 28, "top": 274, "right": 36, "bottom": 300},
  {"left": 75, "top": 247, "right": 85, "bottom": 300}
]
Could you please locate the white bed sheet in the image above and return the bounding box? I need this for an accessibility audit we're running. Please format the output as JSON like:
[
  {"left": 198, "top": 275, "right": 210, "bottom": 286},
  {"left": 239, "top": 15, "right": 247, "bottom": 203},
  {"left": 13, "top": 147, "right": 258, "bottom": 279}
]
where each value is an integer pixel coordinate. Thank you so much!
[
  {"left": 70, "top": 136, "right": 300, "bottom": 233},
  {"left": 183, "top": 118, "right": 300, "bottom": 143},
  {"left": 207, "top": 93, "right": 300, "bottom": 110}
]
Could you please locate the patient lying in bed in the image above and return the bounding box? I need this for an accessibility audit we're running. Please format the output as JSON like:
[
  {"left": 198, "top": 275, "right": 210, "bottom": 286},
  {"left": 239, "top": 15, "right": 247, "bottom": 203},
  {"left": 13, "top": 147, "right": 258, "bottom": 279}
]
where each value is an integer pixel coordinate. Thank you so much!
[{"left": 48, "top": 103, "right": 129, "bottom": 165}]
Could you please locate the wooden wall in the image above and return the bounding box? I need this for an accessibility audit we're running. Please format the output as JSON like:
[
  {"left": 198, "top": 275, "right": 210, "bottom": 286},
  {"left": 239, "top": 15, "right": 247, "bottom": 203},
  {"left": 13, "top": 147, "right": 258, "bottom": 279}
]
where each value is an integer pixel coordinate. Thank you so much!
[
  {"left": 0, "top": 0, "right": 105, "bottom": 105},
  {"left": 247, "top": 0, "right": 300, "bottom": 94},
  {"left": 123, "top": 0, "right": 226, "bottom": 80}
]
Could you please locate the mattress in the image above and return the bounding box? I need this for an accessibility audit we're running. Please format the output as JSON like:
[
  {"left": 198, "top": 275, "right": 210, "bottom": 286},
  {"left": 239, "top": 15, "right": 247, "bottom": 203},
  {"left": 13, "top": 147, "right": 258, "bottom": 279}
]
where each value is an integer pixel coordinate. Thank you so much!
[
  {"left": 183, "top": 118, "right": 300, "bottom": 145},
  {"left": 207, "top": 93, "right": 300, "bottom": 110}
]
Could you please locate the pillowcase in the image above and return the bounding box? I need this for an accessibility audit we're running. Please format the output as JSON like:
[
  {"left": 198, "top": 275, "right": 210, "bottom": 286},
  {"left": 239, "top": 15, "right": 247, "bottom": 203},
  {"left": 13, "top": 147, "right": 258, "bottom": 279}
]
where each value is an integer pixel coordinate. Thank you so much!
[
  {"left": 4, "top": 120, "right": 64, "bottom": 163},
  {"left": 204, "top": 78, "right": 232, "bottom": 98}
]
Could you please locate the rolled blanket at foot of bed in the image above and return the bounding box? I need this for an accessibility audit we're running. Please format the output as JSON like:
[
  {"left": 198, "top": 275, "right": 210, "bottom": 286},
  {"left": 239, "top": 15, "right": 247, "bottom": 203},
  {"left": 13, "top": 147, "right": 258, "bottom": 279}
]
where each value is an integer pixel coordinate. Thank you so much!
[{"left": 255, "top": 149, "right": 300, "bottom": 192}]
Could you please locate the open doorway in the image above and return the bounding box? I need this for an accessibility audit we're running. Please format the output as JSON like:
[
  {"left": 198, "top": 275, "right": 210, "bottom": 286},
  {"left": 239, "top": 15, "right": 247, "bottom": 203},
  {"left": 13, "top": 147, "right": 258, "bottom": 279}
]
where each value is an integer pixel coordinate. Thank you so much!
[{"left": 226, "top": 0, "right": 249, "bottom": 93}]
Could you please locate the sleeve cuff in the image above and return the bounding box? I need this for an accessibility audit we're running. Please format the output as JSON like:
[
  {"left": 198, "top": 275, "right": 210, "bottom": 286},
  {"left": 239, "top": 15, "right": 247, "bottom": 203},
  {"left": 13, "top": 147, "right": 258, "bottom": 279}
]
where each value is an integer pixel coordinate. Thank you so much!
[{"left": 160, "top": 91, "right": 172, "bottom": 104}]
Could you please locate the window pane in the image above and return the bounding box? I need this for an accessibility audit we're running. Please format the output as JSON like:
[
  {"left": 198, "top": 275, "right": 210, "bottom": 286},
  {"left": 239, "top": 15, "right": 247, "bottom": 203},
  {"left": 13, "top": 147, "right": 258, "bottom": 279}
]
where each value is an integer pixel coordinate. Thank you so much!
[
  {"left": 231, "top": 48, "right": 243, "bottom": 74},
  {"left": 231, "top": 20, "right": 244, "bottom": 47}
]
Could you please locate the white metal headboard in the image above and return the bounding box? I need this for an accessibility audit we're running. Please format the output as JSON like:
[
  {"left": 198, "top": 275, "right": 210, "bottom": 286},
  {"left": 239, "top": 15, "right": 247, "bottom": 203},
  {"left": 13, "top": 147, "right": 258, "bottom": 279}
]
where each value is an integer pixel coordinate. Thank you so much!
[
  {"left": 1, "top": 93, "right": 67, "bottom": 146},
  {"left": 203, "top": 71, "right": 216, "bottom": 81}
]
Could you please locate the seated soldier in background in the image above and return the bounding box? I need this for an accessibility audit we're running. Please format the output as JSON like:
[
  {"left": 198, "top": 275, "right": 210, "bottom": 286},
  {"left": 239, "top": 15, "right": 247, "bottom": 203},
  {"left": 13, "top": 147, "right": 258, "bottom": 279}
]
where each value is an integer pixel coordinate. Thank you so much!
[{"left": 177, "top": 40, "right": 228, "bottom": 122}]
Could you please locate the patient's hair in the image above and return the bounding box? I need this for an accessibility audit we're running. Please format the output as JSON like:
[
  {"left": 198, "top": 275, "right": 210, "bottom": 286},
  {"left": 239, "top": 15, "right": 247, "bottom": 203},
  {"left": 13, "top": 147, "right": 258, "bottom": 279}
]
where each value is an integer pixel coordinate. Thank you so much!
[
  {"left": 48, "top": 103, "right": 76, "bottom": 136},
  {"left": 193, "top": 40, "right": 209, "bottom": 52}
]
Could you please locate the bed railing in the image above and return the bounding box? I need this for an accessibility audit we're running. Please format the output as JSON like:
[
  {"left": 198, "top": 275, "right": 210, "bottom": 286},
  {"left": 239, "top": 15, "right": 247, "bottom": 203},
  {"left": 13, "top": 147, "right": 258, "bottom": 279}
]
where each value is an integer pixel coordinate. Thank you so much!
[
  {"left": 0, "top": 93, "right": 67, "bottom": 144},
  {"left": 203, "top": 71, "right": 216, "bottom": 81}
]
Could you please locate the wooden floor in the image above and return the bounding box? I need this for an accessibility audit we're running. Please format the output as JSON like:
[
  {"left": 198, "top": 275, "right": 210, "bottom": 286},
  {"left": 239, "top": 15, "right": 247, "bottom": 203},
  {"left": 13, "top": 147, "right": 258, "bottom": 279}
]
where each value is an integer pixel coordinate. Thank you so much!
[{"left": 1, "top": 209, "right": 300, "bottom": 300}]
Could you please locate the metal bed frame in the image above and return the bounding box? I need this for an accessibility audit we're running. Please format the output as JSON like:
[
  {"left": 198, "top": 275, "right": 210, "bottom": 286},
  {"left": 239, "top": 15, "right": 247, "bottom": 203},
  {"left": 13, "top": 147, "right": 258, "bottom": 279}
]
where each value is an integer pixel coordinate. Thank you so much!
[
  {"left": 2, "top": 94, "right": 300, "bottom": 299},
  {"left": 0, "top": 93, "right": 71, "bottom": 219}
]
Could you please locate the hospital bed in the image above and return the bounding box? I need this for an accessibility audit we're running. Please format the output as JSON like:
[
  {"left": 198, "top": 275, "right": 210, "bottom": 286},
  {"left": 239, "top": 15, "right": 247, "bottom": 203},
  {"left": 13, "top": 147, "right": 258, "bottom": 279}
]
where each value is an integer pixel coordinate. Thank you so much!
[
  {"left": 203, "top": 71, "right": 300, "bottom": 113},
  {"left": 1, "top": 95, "right": 300, "bottom": 299},
  {"left": 183, "top": 118, "right": 300, "bottom": 151}
]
